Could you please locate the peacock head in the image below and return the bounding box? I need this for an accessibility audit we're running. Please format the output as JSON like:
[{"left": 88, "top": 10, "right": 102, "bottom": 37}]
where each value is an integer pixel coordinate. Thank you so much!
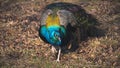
[{"left": 49, "top": 30, "right": 62, "bottom": 45}]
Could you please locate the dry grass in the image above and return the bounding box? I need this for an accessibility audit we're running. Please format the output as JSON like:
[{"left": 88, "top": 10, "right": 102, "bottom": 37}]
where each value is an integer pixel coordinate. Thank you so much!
[{"left": 0, "top": 0, "right": 120, "bottom": 68}]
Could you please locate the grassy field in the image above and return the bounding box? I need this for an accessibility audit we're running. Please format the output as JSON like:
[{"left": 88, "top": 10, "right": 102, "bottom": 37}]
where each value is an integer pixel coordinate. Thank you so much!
[{"left": 0, "top": 0, "right": 120, "bottom": 68}]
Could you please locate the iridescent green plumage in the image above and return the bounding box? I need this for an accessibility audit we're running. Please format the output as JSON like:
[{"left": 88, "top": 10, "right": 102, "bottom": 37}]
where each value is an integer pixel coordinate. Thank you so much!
[{"left": 39, "top": 2, "right": 98, "bottom": 61}]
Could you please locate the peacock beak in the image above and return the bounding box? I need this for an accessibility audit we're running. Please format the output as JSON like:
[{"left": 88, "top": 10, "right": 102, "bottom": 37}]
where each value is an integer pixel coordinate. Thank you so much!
[{"left": 57, "top": 36, "right": 61, "bottom": 42}]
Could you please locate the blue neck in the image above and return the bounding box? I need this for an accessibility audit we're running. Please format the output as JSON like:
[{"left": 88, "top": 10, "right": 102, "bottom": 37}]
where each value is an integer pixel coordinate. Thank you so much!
[{"left": 40, "top": 25, "right": 66, "bottom": 46}]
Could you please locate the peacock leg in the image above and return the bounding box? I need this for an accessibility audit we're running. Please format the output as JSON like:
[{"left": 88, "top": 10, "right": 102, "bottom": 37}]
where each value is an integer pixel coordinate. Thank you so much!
[
  {"left": 51, "top": 46, "right": 57, "bottom": 54},
  {"left": 56, "top": 46, "right": 61, "bottom": 62}
]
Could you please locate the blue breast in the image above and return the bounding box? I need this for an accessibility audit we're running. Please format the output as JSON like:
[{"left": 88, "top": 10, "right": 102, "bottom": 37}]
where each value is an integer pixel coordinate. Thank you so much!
[{"left": 40, "top": 25, "right": 66, "bottom": 46}]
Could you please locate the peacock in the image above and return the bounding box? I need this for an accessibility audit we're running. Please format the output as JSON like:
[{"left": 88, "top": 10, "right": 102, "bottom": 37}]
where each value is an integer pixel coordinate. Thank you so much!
[{"left": 39, "top": 2, "right": 98, "bottom": 61}]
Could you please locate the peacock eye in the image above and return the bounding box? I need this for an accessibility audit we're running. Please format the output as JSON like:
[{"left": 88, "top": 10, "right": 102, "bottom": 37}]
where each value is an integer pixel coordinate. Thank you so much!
[
  {"left": 54, "top": 33, "right": 57, "bottom": 37},
  {"left": 54, "top": 33, "right": 60, "bottom": 38}
]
